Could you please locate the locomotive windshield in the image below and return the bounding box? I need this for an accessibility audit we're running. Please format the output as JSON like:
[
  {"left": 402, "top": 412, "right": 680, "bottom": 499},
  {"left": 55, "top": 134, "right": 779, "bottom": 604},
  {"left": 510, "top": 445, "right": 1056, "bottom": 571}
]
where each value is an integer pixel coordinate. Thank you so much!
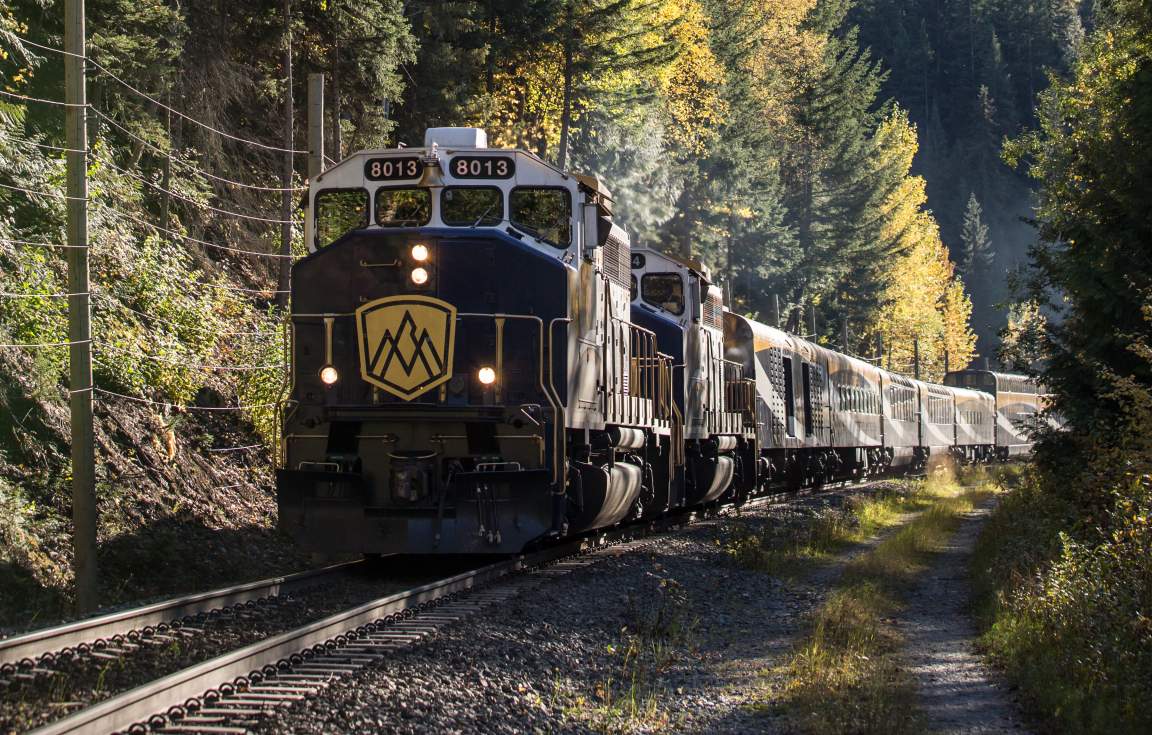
[
  {"left": 441, "top": 186, "right": 503, "bottom": 226},
  {"left": 314, "top": 188, "right": 368, "bottom": 247},
  {"left": 375, "top": 187, "right": 431, "bottom": 227},
  {"left": 641, "top": 273, "right": 684, "bottom": 315},
  {"left": 510, "top": 187, "right": 571, "bottom": 247}
]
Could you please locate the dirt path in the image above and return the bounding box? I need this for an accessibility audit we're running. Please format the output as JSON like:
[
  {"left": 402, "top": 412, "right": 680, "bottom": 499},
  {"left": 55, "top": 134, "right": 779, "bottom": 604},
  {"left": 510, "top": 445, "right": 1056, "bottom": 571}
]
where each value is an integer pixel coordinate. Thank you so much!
[
  {"left": 690, "top": 511, "right": 920, "bottom": 734},
  {"left": 897, "top": 501, "right": 1031, "bottom": 734}
]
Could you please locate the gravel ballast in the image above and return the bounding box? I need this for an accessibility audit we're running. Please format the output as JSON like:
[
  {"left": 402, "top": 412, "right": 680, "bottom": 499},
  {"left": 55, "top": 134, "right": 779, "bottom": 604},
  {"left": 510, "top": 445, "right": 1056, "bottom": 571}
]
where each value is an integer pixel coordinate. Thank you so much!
[{"left": 259, "top": 496, "right": 874, "bottom": 735}]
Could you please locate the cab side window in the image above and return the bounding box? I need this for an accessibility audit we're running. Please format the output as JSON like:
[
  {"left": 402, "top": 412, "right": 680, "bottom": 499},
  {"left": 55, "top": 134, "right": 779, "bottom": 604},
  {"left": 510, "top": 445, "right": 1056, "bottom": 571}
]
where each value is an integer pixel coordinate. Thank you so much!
[
  {"left": 315, "top": 188, "right": 368, "bottom": 248},
  {"left": 641, "top": 273, "right": 684, "bottom": 315},
  {"left": 510, "top": 187, "right": 571, "bottom": 247}
]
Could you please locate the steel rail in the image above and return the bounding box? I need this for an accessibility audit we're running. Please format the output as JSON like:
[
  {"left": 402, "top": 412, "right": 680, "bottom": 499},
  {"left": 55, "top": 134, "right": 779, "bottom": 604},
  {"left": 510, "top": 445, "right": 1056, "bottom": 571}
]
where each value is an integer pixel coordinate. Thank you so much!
[
  {"left": 0, "top": 560, "right": 364, "bottom": 670},
  {"left": 27, "top": 546, "right": 583, "bottom": 735}
]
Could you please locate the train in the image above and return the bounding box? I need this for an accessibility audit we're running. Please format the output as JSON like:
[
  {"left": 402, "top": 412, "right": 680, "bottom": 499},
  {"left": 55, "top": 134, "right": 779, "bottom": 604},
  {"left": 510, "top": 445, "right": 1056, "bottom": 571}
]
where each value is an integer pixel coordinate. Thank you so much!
[{"left": 275, "top": 127, "right": 1044, "bottom": 556}]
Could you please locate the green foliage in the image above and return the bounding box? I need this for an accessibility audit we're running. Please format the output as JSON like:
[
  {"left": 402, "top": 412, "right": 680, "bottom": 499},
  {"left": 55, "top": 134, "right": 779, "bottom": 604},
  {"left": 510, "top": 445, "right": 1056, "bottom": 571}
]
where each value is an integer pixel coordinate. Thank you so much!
[
  {"left": 976, "top": 298, "right": 1152, "bottom": 733},
  {"left": 1006, "top": 0, "right": 1152, "bottom": 439},
  {"left": 975, "top": 466, "right": 1152, "bottom": 734}
]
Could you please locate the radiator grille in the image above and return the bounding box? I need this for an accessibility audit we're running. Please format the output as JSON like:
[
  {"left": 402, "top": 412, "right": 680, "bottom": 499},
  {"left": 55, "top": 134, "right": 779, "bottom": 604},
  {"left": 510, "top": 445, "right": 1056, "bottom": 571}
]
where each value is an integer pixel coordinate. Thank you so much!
[
  {"left": 602, "top": 234, "right": 631, "bottom": 288},
  {"left": 702, "top": 292, "right": 724, "bottom": 330}
]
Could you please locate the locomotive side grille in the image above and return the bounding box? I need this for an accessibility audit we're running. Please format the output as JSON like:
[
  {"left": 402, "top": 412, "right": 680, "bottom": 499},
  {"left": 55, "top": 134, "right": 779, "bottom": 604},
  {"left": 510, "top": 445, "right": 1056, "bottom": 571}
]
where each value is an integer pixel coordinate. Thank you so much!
[
  {"left": 703, "top": 292, "right": 724, "bottom": 330},
  {"left": 767, "top": 347, "right": 786, "bottom": 445},
  {"left": 602, "top": 233, "right": 631, "bottom": 288},
  {"left": 811, "top": 363, "right": 828, "bottom": 437}
]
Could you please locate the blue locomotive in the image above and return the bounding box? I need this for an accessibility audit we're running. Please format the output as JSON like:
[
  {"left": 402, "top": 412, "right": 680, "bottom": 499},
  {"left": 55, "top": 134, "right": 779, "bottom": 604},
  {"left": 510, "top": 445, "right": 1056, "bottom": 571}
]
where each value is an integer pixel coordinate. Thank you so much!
[{"left": 275, "top": 128, "right": 1043, "bottom": 555}]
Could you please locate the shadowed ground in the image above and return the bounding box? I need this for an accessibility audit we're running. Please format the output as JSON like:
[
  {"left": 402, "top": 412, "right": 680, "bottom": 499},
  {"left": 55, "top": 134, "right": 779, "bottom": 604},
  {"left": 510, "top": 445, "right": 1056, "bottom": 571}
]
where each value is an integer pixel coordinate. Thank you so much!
[{"left": 899, "top": 503, "right": 1029, "bottom": 734}]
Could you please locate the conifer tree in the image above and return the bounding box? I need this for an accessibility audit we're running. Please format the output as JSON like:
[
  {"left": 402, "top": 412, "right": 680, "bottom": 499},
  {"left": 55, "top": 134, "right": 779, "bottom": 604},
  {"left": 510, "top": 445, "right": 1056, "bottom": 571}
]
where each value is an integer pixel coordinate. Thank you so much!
[
  {"left": 1006, "top": 0, "right": 1152, "bottom": 436},
  {"left": 959, "top": 192, "right": 991, "bottom": 278}
]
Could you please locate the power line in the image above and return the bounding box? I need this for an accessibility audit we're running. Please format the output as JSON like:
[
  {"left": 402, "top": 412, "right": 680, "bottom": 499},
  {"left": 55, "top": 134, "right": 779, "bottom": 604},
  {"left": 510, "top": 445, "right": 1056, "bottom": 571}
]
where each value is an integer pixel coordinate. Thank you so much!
[
  {"left": 0, "top": 130, "right": 87, "bottom": 154},
  {"left": 0, "top": 88, "right": 87, "bottom": 108},
  {"left": 0, "top": 180, "right": 87, "bottom": 201},
  {"left": 89, "top": 108, "right": 306, "bottom": 193},
  {"left": 93, "top": 295, "right": 281, "bottom": 337},
  {"left": 8, "top": 32, "right": 305, "bottom": 156},
  {"left": 198, "top": 281, "right": 289, "bottom": 296},
  {"left": 0, "top": 290, "right": 88, "bottom": 299},
  {"left": 0, "top": 339, "right": 90, "bottom": 348},
  {"left": 98, "top": 343, "right": 285, "bottom": 371},
  {"left": 206, "top": 443, "right": 265, "bottom": 453},
  {"left": 88, "top": 61, "right": 304, "bottom": 155},
  {"left": 6, "top": 34, "right": 85, "bottom": 60},
  {"left": 0, "top": 236, "right": 88, "bottom": 249},
  {"left": 115, "top": 209, "right": 296, "bottom": 260},
  {"left": 94, "top": 386, "right": 282, "bottom": 411},
  {"left": 102, "top": 159, "right": 298, "bottom": 225}
]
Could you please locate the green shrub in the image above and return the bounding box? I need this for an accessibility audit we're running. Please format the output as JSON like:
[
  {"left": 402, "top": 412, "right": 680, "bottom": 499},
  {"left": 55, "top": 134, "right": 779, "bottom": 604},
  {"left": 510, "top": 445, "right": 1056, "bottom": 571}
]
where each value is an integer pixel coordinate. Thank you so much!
[{"left": 974, "top": 371, "right": 1152, "bottom": 734}]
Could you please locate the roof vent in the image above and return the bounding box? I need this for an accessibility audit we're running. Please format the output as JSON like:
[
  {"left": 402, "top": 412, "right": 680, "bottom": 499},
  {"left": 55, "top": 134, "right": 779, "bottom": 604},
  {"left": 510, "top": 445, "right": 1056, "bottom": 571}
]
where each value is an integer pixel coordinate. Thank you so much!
[{"left": 423, "top": 127, "right": 488, "bottom": 149}]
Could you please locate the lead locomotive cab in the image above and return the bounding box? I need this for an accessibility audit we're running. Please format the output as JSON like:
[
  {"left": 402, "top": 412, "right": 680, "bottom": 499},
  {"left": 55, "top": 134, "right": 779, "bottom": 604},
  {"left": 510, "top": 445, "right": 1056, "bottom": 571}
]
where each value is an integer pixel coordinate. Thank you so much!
[{"left": 277, "top": 127, "right": 675, "bottom": 555}]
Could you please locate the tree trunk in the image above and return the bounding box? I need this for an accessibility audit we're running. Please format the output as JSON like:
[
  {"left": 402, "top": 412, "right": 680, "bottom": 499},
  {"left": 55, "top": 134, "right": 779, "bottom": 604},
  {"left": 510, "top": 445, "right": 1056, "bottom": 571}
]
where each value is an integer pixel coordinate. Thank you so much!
[
  {"left": 277, "top": 0, "right": 294, "bottom": 310},
  {"left": 556, "top": 2, "right": 574, "bottom": 170},
  {"left": 332, "top": 38, "right": 342, "bottom": 159},
  {"left": 485, "top": 0, "right": 496, "bottom": 94}
]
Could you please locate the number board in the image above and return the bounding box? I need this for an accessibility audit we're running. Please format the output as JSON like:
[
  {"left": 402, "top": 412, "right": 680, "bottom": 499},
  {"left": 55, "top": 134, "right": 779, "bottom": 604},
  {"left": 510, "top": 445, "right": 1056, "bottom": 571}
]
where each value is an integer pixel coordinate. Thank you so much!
[
  {"left": 364, "top": 157, "right": 424, "bottom": 181},
  {"left": 631, "top": 254, "right": 646, "bottom": 269},
  {"left": 449, "top": 155, "right": 515, "bottom": 180}
]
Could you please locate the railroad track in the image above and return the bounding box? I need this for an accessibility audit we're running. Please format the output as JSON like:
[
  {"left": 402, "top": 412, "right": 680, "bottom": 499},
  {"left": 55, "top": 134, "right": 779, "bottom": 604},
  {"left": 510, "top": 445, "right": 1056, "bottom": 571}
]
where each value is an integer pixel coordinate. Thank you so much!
[
  {"left": 0, "top": 561, "right": 365, "bottom": 678},
  {"left": 1, "top": 559, "right": 450, "bottom": 734},
  {"left": 12, "top": 479, "right": 892, "bottom": 735}
]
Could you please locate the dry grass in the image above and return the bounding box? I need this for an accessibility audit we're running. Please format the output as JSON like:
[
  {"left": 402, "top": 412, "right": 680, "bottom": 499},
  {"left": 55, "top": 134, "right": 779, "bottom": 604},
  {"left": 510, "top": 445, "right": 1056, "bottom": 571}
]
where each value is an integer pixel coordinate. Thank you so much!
[
  {"left": 769, "top": 467, "right": 995, "bottom": 735},
  {"left": 724, "top": 481, "right": 931, "bottom": 577}
]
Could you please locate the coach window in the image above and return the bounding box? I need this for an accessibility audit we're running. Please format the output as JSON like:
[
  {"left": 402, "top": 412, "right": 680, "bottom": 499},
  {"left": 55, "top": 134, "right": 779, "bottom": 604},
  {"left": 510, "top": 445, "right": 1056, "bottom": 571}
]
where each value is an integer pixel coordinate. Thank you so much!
[
  {"left": 510, "top": 187, "right": 571, "bottom": 247},
  {"left": 641, "top": 273, "right": 685, "bottom": 315},
  {"left": 441, "top": 186, "right": 503, "bottom": 226},
  {"left": 375, "top": 187, "right": 431, "bottom": 227},
  {"left": 630, "top": 274, "right": 638, "bottom": 301},
  {"left": 314, "top": 188, "right": 368, "bottom": 248}
]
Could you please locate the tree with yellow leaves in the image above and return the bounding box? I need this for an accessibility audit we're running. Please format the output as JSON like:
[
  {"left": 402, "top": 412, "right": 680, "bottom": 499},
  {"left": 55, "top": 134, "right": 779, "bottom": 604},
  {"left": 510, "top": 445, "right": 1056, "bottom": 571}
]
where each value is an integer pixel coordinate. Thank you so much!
[{"left": 865, "top": 113, "right": 977, "bottom": 380}]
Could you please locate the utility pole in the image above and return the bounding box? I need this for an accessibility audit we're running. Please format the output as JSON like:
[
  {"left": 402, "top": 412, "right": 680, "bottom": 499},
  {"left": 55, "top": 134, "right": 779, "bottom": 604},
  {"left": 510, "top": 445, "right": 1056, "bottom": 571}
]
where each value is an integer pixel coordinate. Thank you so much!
[
  {"left": 307, "top": 74, "right": 324, "bottom": 181},
  {"left": 65, "top": 0, "right": 97, "bottom": 613},
  {"left": 773, "top": 294, "right": 781, "bottom": 330},
  {"left": 913, "top": 337, "right": 922, "bottom": 380},
  {"left": 277, "top": 0, "right": 294, "bottom": 309},
  {"left": 841, "top": 319, "right": 849, "bottom": 354}
]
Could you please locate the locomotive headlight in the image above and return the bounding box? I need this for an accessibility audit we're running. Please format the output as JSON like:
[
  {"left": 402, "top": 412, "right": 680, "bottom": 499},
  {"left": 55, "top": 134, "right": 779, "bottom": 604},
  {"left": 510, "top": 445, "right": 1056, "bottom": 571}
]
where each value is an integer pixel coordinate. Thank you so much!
[
  {"left": 410, "top": 267, "right": 429, "bottom": 285},
  {"left": 478, "top": 366, "right": 497, "bottom": 385},
  {"left": 319, "top": 365, "right": 339, "bottom": 385},
  {"left": 410, "top": 244, "right": 429, "bottom": 262}
]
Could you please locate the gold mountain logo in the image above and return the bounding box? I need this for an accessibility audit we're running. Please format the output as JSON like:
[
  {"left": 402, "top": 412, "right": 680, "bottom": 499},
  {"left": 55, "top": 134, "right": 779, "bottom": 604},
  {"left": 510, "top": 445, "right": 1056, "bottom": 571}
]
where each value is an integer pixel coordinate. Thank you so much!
[{"left": 355, "top": 295, "right": 457, "bottom": 400}]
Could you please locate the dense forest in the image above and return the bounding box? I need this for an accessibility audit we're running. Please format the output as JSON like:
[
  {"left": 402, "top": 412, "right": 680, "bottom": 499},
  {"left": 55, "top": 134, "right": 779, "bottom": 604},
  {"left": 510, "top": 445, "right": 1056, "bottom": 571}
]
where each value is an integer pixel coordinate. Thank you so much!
[
  {"left": 4, "top": 1, "right": 1152, "bottom": 728},
  {"left": 852, "top": 0, "right": 1085, "bottom": 355}
]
